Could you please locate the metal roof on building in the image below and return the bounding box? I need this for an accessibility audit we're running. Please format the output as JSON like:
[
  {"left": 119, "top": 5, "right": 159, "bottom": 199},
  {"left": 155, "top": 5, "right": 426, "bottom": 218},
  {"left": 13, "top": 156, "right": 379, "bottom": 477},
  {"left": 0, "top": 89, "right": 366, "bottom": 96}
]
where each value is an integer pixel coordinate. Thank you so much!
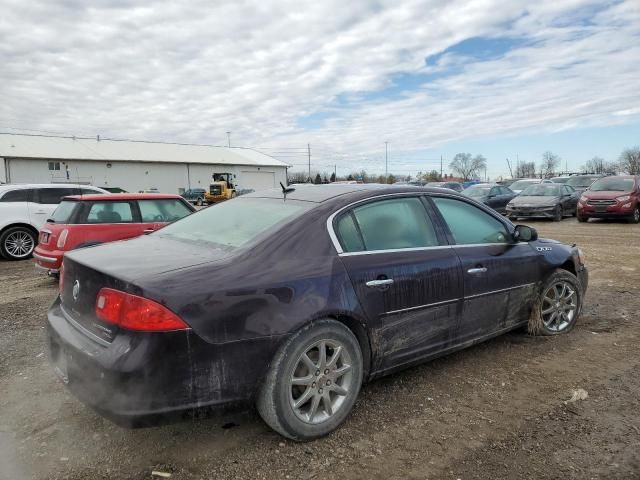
[{"left": 0, "top": 133, "right": 288, "bottom": 168}]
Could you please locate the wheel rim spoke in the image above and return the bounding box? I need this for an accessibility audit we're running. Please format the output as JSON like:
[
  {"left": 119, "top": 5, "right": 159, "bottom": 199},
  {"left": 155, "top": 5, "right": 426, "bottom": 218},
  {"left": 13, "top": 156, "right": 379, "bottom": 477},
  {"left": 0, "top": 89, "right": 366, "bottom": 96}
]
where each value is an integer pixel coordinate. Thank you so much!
[
  {"left": 289, "top": 338, "right": 354, "bottom": 425},
  {"left": 542, "top": 281, "right": 577, "bottom": 332}
]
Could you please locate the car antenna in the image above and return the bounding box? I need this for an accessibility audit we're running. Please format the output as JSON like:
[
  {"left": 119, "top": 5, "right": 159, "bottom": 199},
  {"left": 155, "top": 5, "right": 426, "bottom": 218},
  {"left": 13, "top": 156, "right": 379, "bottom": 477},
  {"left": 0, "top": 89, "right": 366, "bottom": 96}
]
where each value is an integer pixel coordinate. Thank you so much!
[{"left": 280, "top": 182, "right": 295, "bottom": 200}]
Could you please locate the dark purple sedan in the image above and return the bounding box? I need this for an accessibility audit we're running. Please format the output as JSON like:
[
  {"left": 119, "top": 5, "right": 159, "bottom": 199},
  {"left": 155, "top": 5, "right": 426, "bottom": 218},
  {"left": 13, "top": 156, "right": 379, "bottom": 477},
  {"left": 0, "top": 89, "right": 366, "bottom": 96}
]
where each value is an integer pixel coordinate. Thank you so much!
[{"left": 47, "top": 184, "right": 588, "bottom": 440}]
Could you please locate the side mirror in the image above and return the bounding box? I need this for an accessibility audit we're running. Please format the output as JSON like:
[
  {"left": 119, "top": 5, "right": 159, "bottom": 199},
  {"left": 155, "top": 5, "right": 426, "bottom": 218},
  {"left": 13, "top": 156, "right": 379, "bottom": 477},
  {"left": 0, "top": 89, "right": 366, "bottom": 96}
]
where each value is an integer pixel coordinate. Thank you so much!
[{"left": 513, "top": 224, "right": 537, "bottom": 242}]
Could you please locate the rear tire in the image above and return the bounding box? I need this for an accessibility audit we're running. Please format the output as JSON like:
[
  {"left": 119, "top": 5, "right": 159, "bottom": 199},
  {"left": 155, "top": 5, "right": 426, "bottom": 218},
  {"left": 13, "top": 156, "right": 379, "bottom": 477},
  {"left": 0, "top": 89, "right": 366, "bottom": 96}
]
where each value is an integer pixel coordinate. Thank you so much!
[
  {"left": 256, "top": 319, "right": 363, "bottom": 441},
  {"left": 0, "top": 226, "right": 37, "bottom": 260}
]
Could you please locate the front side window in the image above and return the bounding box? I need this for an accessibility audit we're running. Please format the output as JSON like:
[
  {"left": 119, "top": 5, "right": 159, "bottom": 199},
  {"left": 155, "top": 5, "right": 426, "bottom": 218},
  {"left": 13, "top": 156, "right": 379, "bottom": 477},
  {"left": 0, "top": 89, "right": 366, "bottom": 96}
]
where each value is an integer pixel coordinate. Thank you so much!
[
  {"left": 160, "top": 197, "right": 311, "bottom": 249},
  {"left": 0, "top": 189, "right": 32, "bottom": 202},
  {"left": 337, "top": 197, "right": 439, "bottom": 252},
  {"left": 138, "top": 199, "right": 193, "bottom": 223},
  {"left": 86, "top": 202, "right": 134, "bottom": 223},
  {"left": 37, "top": 188, "right": 76, "bottom": 204},
  {"left": 432, "top": 197, "right": 509, "bottom": 245}
]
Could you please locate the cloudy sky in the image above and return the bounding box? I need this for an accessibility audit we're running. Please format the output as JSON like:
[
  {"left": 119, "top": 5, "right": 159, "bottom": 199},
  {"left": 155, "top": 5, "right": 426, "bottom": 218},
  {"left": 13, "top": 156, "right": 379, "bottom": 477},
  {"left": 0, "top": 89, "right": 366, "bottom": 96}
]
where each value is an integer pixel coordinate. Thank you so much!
[{"left": 1, "top": 0, "right": 639, "bottom": 178}]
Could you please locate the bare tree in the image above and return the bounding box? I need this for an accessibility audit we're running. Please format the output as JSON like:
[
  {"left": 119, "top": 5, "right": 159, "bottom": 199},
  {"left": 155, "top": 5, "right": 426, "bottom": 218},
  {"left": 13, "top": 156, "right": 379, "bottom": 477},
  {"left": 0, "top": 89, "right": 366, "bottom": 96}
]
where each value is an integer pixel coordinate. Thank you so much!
[
  {"left": 582, "top": 156, "right": 618, "bottom": 174},
  {"left": 516, "top": 161, "right": 536, "bottom": 178},
  {"left": 619, "top": 147, "right": 640, "bottom": 175},
  {"left": 449, "top": 153, "right": 487, "bottom": 181},
  {"left": 540, "top": 151, "right": 560, "bottom": 178}
]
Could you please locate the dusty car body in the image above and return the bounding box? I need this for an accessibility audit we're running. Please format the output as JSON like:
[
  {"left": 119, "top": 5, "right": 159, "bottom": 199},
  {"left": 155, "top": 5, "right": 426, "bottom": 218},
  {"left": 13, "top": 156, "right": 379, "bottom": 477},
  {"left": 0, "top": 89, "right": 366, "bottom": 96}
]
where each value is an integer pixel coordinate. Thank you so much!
[{"left": 47, "top": 185, "right": 588, "bottom": 440}]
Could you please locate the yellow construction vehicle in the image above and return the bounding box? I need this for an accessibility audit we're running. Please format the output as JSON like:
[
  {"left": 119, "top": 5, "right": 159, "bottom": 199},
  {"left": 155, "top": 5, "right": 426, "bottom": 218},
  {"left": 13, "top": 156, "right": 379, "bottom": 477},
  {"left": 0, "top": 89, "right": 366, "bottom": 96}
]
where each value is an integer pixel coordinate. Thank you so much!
[{"left": 205, "top": 173, "right": 236, "bottom": 204}]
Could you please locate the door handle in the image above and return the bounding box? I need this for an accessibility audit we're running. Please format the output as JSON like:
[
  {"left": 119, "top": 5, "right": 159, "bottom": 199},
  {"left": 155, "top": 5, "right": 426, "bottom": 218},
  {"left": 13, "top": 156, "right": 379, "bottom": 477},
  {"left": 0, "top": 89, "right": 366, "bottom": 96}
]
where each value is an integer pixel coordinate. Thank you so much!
[
  {"left": 365, "top": 279, "right": 394, "bottom": 288},
  {"left": 467, "top": 267, "right": 487, "bottom": 274},
  {"left": 35, "top": 210, "right": 47, "bottom": 214},
  {"left": 143, "top": 228, "right": 155, "bottom": 234}
]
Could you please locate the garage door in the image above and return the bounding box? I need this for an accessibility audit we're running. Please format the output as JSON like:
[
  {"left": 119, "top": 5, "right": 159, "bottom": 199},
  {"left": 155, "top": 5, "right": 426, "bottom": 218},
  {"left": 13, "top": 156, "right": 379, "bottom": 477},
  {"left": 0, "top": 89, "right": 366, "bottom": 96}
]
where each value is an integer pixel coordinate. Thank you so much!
[{"left": 241, "top": 171, "right": 276, "bottom": 191}]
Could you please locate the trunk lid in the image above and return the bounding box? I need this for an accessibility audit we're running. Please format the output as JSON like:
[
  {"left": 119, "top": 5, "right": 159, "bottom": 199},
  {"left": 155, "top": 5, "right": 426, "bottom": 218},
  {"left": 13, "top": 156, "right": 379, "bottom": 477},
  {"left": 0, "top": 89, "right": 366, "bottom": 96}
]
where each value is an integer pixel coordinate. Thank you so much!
[{"left": 60, "top": 235, "right": 233, "bottom": 343}]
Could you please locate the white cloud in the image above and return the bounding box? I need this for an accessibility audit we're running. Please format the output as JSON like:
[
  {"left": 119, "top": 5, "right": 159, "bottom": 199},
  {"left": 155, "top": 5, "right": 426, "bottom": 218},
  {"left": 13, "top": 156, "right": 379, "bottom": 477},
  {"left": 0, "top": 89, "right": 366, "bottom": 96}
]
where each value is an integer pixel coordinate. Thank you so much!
[{"left": 1, "top": 0, "right": 638, "bottom": 175}]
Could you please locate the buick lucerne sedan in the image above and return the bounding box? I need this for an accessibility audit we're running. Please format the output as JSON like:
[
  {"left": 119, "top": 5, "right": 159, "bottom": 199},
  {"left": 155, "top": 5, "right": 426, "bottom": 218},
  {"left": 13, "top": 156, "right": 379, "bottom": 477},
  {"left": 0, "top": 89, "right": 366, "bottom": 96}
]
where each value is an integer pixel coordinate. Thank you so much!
[{"left": 48, "top": 185, "right": 588, "bottom": 441}]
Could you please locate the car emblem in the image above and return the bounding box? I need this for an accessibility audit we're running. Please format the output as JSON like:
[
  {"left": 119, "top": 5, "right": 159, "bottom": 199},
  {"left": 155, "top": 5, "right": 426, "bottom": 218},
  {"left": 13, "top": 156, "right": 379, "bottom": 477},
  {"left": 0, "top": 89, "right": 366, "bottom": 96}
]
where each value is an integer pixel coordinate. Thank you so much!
[{"left": 72, "top": 280, "right": 80, "bottom": 301}]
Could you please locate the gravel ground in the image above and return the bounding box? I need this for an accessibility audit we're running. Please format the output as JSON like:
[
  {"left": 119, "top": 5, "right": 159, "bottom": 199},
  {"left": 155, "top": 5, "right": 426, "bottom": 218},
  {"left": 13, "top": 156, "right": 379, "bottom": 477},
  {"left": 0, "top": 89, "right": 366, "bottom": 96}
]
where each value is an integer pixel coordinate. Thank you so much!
[{"left": 1, "top": 217, "right": 639, "bottom": 480}]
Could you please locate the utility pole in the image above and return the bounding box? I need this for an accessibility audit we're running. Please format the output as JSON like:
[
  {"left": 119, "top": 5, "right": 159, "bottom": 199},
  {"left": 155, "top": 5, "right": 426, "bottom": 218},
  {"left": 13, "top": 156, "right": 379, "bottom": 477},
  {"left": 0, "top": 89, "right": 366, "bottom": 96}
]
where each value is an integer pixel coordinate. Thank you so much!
[
  {"left": 226, "top": 131, "right": 231, "bottom": 148},
  {"left": 506, "top": 158, "right": 513, "bottom": 178},
  {"left": 307, "top": 144, "right": 311, "bottom": 182},
  {"left": 440, "top": 155, "right": 443, "bottom": 179},
  {"left": 385, "top": 141, "right": 389, "bottom": 179},
  {"left": 334, "top": 164, "right": 337, "bottom": 181}
]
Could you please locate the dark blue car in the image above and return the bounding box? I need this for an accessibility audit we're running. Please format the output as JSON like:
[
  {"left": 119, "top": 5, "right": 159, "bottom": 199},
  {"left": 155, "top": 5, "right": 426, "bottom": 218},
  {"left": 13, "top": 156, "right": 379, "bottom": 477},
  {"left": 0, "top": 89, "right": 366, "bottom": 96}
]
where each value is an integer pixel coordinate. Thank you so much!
[{"left": 48, "top": 184, "right": 588, "bottom": 441}]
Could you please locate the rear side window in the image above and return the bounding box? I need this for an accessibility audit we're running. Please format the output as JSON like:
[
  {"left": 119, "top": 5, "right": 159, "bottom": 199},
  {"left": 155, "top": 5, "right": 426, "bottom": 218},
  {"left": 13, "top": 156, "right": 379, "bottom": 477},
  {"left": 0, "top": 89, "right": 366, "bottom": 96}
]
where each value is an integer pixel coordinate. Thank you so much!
[
  {"left": 335, "top": 214, "right": 365, "bottom": 252},
  {"left": 432, "top": 197, "right": 508, "bottom": 245},
  {"left": 342, "top": 197, "right": 438, "bottom": 252},
  {"left": 37, "top": 188, "right": 76, "bottom": 204},
  {"left": 138, "top": 199, "right": 192, "bottom": 223},
  {"left": 87, "top": 202, "right": 134, "bottom": 223},
  {"left": 80, "top": 188, "right": 104, "bottom": 195},
  {"left": 51, "top": 201, "right": 78, "bottom": 223},
  {"left": 0, "top": 189, "right": 33, "bottom": 202}
]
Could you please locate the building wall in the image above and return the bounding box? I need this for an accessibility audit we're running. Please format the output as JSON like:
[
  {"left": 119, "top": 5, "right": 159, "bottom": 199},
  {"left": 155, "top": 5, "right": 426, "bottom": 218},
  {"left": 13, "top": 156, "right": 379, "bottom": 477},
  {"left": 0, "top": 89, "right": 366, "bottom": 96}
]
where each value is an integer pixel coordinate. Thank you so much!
[
  {"left": 0, "top": 157, "right": 6, "bottom": 183},
  {"left": 4, "top": 157, "right": 287, "bottom": 193}
]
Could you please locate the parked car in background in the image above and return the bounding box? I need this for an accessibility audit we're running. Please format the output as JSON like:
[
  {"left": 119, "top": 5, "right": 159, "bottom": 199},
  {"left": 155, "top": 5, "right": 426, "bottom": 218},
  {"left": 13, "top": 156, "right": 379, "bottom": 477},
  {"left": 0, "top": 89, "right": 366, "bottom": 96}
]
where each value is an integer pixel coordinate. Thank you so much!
[
  {"left": 577, "top": 175, "right": 640, "bottom": 223},
  {"left": 34, "top": 193, "right": 195, "bottom": 274},
  {"left": 550, "top": 176, "right": 571, "bottom": 184},
  {"left": 425, "top": 181, "right": 464, "bottom": 192},
  {"left": 181, "top": 188, "right": 207, "bottom": 206},
  {"left": 0, "top": 184, "right": 108, "bottom": 260},
  {"left": 509, "top": 178, "right": 552, "bottom": 194},
  {"left": 497, "top": 179, "right": 520, "bottom": 188},
  {"left": 565, "top": 174, "right": 603, "bottom": 194},
  {"left": 462, "top": 183, "right": 516, "bottom": 214},
  {"left": 506, "top": 183, "right": 579, "bottom": 221},
  {"left": 48, "top": 184, "right": 587, "bottom": 441}
]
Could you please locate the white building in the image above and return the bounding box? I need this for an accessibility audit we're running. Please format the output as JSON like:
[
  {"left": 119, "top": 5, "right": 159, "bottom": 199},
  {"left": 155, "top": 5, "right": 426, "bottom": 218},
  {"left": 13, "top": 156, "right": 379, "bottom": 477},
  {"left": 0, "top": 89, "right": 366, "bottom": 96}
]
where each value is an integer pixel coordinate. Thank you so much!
[{"left": 0, "top": 133, "right": 289, "bottom": 193}]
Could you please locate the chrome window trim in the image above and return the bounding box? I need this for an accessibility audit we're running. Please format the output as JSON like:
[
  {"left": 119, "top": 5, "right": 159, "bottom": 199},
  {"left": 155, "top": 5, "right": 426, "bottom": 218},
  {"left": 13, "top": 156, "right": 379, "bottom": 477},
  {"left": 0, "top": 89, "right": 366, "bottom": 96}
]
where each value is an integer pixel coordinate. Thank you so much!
[{"left": 326, "top": 191, "right": 517, "bottom": 255}]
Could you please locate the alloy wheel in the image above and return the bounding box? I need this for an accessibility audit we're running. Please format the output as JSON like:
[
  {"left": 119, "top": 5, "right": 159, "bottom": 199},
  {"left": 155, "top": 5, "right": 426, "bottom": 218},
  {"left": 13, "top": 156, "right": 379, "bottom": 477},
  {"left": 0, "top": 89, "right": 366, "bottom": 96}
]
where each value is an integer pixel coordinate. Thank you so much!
[
  {"left": 4, "top": 230, "right": 35, "bottom": 259},
  {"left": 541, "top": 281, "right": 577, "bottom": 332},
  {"left": 289, "top": 339, "right": 353, "bottom": 424}
]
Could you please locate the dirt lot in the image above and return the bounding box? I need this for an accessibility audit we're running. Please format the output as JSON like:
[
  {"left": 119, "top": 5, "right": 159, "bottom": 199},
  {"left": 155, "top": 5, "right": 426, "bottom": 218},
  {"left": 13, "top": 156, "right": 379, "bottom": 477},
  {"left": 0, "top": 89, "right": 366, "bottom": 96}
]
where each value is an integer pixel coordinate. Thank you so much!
[{"left": 1, "top": 218, "right": 639, "bottom": 480}]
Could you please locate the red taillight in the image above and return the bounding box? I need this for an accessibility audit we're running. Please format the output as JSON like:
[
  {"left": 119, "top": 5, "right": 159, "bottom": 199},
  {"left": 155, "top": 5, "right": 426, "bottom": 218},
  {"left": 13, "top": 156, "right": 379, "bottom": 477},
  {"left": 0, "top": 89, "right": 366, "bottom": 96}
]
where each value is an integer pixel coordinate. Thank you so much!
[{"left": 95, "top": 288, "right": 189, "bottom": 332}]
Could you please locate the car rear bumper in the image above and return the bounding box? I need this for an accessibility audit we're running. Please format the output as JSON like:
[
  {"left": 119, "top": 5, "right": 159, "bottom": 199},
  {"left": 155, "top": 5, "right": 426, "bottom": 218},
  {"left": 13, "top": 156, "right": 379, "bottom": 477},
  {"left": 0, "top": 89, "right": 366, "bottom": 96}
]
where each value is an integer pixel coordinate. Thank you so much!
[
  {"left": 33, "top": 248, "right": 63, "bottom": 271},
  {"left": 46, "top": 297, "right": 286, "bottom": 424}
]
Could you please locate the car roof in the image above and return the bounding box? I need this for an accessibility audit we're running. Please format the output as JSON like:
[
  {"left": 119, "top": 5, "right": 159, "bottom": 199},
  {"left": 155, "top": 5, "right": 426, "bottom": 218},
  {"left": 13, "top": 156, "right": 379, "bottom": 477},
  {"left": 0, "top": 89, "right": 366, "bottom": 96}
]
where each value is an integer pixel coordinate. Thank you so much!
[
  {"left": 467, "top": 183, "right": 496, "bottom": 187},
  {"left": 242, "top": 183, "right": 460, "bottom": 203},
  {"left": 0, "top": 183, "right": 106, "bottom": 193},
  {"left": 63, "top": 193, "right": 184, "bottom": 201}
]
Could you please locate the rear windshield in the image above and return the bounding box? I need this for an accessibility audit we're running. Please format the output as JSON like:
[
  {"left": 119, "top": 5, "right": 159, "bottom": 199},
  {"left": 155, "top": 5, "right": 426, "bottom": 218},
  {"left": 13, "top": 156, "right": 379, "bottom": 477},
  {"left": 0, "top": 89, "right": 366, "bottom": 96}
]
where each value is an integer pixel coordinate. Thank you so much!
[
  {"left": 159, "top": 197, "right": 312, "bottom": 249},
  {"left": 521, "top": 185, "right": 562, "bottom": 196},
  {"left": 50, "top": 200, "right": 78, "bottom": 223},
  {"left": 566, "top": 176, "right": 598, "bottom": 188},
  {"left": 510, "top": 180, "right": 539, "bottom": 190},
  {"left": 588, "top": 178, "right": 634, "bottom": 192}
]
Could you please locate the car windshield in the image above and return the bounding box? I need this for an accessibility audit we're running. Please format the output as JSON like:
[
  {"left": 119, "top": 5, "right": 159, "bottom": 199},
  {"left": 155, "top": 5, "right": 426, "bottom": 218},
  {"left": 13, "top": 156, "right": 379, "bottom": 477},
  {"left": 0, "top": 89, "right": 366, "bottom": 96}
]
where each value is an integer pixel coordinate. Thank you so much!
[
  {"left": 520, "top": 185, "right": 562, "bottom": 196},
  {"left": 50, "top": 200, "right": 78, "bottom": 223},
  {"left": 510, "top": 180, "right": 538, "bottom": 190},
  {"left": 566, "top": 176, "right": 598, "bottom": 188},
  {"left": 551, "top": 177, "right": 569, "bottom": 183},
  {"left": 588, "top": 178, "right": 634, "bottom": 192},
  {"left": 463, "top": 187, "right": 491, "bottom": 197},
  {"left": 159, "top": 197, "right": 312, "bottom": 249}
]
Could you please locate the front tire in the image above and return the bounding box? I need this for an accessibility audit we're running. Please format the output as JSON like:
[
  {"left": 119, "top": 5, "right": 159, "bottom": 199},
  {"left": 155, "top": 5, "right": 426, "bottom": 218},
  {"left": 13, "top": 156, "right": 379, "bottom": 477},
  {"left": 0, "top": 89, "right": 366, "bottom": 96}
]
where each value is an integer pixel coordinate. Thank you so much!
[
  {"left": 256, "top": 319, "right": 363, "bottom": 441},
  {"left": 577, "top": 213, "right": 588, "bottom": 223},
  {"left": 628, "top": 206, "right": 640, "bottom": 224},
  {"left": 196, "top": 197, "right": 203, "bottom": 206},
  {"left": 0, "top": 226, "right": 37, "bottom": 260},
  {"left": 531, "top": 269, "right": 583, "bottom": 336},
  {"left": 553, "top": 205, "right": 562, "bottom": 222}
]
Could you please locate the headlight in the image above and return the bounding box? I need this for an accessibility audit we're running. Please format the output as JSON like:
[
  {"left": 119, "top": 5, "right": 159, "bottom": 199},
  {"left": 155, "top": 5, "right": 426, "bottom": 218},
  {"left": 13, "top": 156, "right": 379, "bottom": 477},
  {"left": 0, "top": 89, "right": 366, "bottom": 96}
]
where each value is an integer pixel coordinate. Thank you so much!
[
  {"left": 579, "top": 195, "right": 588, "bottom": 203},
  {"left": 616, "top": 195, "right": 630, "bottom": 202}
]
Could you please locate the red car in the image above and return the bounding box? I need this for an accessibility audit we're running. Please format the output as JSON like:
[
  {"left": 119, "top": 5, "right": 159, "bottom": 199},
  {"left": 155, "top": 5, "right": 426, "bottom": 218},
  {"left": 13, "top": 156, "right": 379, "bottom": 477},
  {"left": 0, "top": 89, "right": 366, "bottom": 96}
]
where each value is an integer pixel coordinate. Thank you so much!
[
  {"left": 577, "top": 175, "right": 640, "bottom": 223},
  {"left": 34, "top": 193, "right": 195, "bottom": 274}
]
